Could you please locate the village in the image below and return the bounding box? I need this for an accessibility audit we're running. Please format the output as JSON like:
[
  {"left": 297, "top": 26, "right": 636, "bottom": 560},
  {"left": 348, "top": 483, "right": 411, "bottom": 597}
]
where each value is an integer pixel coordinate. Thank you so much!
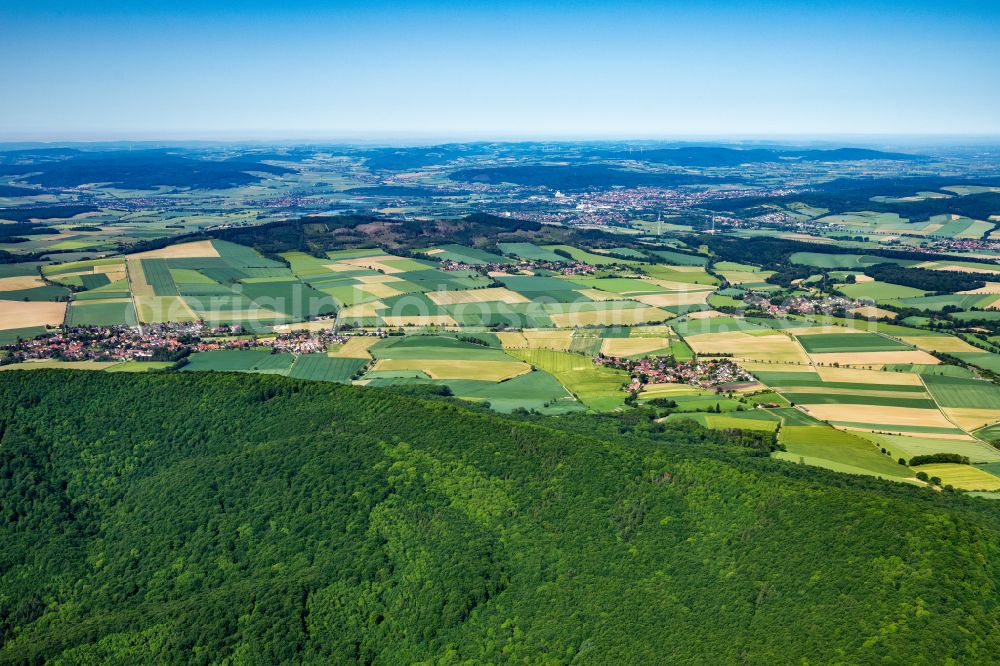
[
  {"left": 594, "top": 354, "right": 755, "bottom": 393},
  {"left": 0, "top": 321, "right": 384, "bottom": 365}
]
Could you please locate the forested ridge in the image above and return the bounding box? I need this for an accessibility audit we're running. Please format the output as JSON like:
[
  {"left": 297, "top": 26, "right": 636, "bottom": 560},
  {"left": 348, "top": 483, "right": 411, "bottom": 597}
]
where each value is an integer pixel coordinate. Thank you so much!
[{"left": 1, "top": 371, "right": 1000, "bottom": 664}]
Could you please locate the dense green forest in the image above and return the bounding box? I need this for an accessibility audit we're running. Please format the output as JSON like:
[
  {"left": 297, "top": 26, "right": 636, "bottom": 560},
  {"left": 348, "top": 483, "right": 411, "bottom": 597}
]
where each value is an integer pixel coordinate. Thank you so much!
[
  {"left": 0, "top": 151, "right": 291, "bottom": 190},
  {"left": 699, "top": 177, "right": 1000, "bottom": 222},
  {"left": 1, "top": 371, "right": 999, "bottom": 663},
  {"left": 863, "top": 263, "right": 986, "bottom": 293}
]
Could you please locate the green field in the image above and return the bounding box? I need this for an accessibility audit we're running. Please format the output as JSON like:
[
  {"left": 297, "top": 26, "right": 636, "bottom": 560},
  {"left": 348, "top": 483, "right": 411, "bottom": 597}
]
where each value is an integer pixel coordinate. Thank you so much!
[
  {"left": 779, "top": 392, "right": 937, "bottom": 409},
  {"left": 421, "top": 243, "right": 512, "bottom": 265},
  {"left": 838, "top": 281, "right": 927, "bottom": 301},
  {"left": 443, "top": 370, "right": 581, "bottom": 414},
  {"left": 777, "top": 425, "right": 914, "bottom": 479},
  {"left": 507, "top": 348, "right": 627, "bottom": 411},
  {"left": 789, "top": 252, "right": 913, "bottom": 269},
  {"left": 858, "top": 432, "right": 1000, "bottom": 464},
  {"left": 371, "top": 335, "right": 514, "bottom": 361},
  {"left": 795, "top": 332, "right": 911, "bottom": 353},
  {"left": 922, "top": 375, "right": 1000, "bottom": 409},
  {"left": 66, "top": 300, "right": 137, "bottom": 326},
  {"left": 288, "top": 354, "right": 366, "bottom": 382},
  {"left": 182, "top": 350, "right": 295, "bottom": 373},
  {"left": 663, "top": 412, "right": 779, "bottom": 431}
]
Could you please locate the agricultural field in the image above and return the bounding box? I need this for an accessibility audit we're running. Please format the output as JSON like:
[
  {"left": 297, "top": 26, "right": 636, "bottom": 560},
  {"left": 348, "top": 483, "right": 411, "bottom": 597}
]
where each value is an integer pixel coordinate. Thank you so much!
[
  {"left": 4, "top": 212, "right": 1000, "bottom": 494},
  {"left": 775, "top": 425, "right": 915, "bottom": 480},
  {"left": 507, "top": 348, "right": 629, "bottom": 411}
]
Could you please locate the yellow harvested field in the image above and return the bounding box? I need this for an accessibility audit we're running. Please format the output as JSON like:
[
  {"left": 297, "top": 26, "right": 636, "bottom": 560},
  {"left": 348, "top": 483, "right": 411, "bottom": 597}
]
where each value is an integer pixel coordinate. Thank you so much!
[
  {"left": 329, "top": 336, "right": 379, "bottom": 359},
  {"left": 339, "top": 301, "right": 386, "bottom": 318},
  {"left": 808, "top": 350, "right": 939, "bottom": 366},
  {"left": 631, "top": 291, "right": 710, "bottom": 307},
  {"left": 792, "top": 325, "right": 866, "bottom": 336},
  {"left": 82, "top": 297, "right": 132, "bottom": 305},
  {"left": 846, "top": 428, "right": 974, "bottom": 441},
  {"left": 423, "top": 248, "right": 445, "bottom": 255},
  {"left": 743, "top": 361, "right": 815, "bottom": 373},
  {"left": 359, "top": 283, "right": 403, "bottom": 299},
  {"left": 816, "top": 366, "right": 925, "bottom": 386},
  {"left": 427, "top": 287, "right": 530, "bottom": 306},
  {"left": 0, "top": 275, "right": 45, "bottom": 291},
  {"left": 901, "top": 336, "right": 980, "bottom": 353},
  {"left": 136, "top": 296, "right": 199, "bottom": 323},
  {"left": 802, "top": 404, "right": 956, "bottom": 429},
  {"left": 523, "top": 330, "right": 574, "bottom": 350},
  {"left": 985, "top": 296, "right": 1000, "bottom": 310},
  {"left": 853, "top": 274, "right": 875, "bottom": 283},
  {"left": 549, "top": 307, "right": 670, "bottom": 327},
  {"left": 381, "top": 314, "right": 458, "bottom": 327},
  {"left": 274, "top": 320, "right": 335, "bottom": 333},
  {"left": 487, "top": 270, "right": 511, "bottom": 277},
  {"left": 912, "top": 261, "right": 1000, "bottom": 275},
  {"left": 0, "top": 300, "right": 66, "bottom": 329},
  {"left": 630, "top": 325, "right": 674, "bottom": 336},
  {"left": 577, "top": 288, "right": 621, "bottom": 301},
  {"left": 100, "top": 270, "right": 127, "bottom": 283},
  {"left": 687, "top": 309, "right": 724, "bottom": 319},
  {"left": 339, "top": 255, "right": 406, "bottom": 274},
  {"left": 600, "top": 337, "right": 671, "bottom": 357},
  {"left": 849, "top": 306, "right": 896, "bottom": 319},
  {"left": 685, "top": 331, "right": 810, "bottom": 364},
  {"left": 911, "top": 463, "right": 1000, "bottom": 491},
  {"left": 942, "top": 408, "right": 1000, "bottom": 432},
  {"left": 794, "top": 386, "right": 930, "bottom": 399},
  {"left": 641, "top": 383, "right": 707, "bottom": 397},
  {"left": 496, "top": 332, "right": 528, "bottom": 348},
  {"left": 322, "top": 263, "right": 365, "bottom": 273},
  {"left": 662, "top": 265, "right": 707, "bottom": 272},
  {"left": 355, "top": 274, "right": 403, "bottom": 284},
  {"left": 959, "top": 281, "right": 1000, "bottom": 295},
  {"left": 129, "top": 240, "right": 219, "bottom": 259},
  {"left": 644, "top": 279, "right": 716, "bottom": 292},
  {"left": 126, "top": 259, "right": 153, "bottom": 298},
  {"left": 718, "top": 271, "right": 764, "bottom": 284},
  {"left": 371, "top": 358, "right": 530, "bottom": 381}
]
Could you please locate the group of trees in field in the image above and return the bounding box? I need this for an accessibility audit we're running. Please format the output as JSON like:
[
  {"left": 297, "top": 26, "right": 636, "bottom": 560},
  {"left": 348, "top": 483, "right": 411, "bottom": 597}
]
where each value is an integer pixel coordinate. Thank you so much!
[{"left": 1, "top": 371, "right": 1000, "bottom": 663}]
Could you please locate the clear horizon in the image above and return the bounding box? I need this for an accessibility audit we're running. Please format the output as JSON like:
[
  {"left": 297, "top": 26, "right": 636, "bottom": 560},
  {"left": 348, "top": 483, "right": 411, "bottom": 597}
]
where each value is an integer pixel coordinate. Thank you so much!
[{"left": 3, "top": 1, "right": 1000, "bottom": 137}]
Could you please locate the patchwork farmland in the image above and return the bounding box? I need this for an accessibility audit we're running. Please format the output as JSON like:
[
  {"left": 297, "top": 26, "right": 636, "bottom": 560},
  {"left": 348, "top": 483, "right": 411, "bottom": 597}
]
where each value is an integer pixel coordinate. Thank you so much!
[{"left": 5, "top": 232, "right": 1000, "bottom": 493}]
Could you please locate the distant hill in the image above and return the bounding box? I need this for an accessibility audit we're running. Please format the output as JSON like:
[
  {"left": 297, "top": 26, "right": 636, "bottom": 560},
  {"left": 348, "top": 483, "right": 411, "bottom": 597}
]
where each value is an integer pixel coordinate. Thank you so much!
[
  {"left": 0, "top": 204, "right": 99, "bottom": 223},
  {"left": 449, "top": 164, "right": 735, "bottom": 189},
  {"left": 0, "top": 149, "right": 293, "bottom": 190},
  {"left": 599, "top": 146, "right": 925, "bottom": 166},
  {"left": 1, "top": 371, "right": 999, "bottom": 663}
]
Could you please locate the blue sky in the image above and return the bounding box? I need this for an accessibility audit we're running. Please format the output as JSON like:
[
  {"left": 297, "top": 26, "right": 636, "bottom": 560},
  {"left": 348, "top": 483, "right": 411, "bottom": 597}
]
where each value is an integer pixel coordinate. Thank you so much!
[{"left": 1, "top": 1, "right": 998, "bottom": 139}]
